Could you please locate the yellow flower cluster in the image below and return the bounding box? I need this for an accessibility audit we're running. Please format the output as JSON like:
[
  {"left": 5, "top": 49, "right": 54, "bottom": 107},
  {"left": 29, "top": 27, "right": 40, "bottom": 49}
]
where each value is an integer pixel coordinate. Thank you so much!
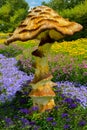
[
  {"left": 51, "top": 38, "right": 87, "bottom": 57},
  {"left": 0, "top": 39, "right": 6, "bottom": 44},
  {"left": 0, "top": 33, "right": 9, "bottom": 44}
]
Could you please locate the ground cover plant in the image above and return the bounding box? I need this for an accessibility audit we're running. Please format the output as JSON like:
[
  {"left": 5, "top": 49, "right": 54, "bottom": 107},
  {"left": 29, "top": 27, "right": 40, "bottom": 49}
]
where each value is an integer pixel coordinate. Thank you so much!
[
  {"left": 0, "top": 33, "right": 87, "bottom": 129},
  {"left": 50, "top": 38, "right": 87, "bottom": 85},
  {"left": 13, "top": 38, "right": 87, "bottom": 85}
]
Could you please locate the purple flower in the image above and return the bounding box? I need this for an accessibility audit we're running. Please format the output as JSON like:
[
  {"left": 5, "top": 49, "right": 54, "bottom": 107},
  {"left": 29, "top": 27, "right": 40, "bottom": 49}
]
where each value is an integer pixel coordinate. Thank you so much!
[
  {"left": 61, "top": 113, "right": 68, "bottom": 118},
  {"left": 21, "top": 118, "right": 29, "bottom": 123},
  {"left": 46, "top": 117, "right": 54, "bottom": 122},
  {"left": 32, "top": 106, "right": 39, "bottom": 111},
  {"left": 78, "top": 120, "right": 86, "bottom": 126},
  {"left": 29, "top": 121, "right": 36, "bottom": 126},
  {"left": 64, "top": 124, "right": 70, "bottom": 129},
  {"left": 20, "top": 118, "right": 30, "bottom": 127},
  {"left": 20, "top": 108, "right": 30, "bottom": 114},
  {"left": 74, "top": 98, "right": 81, "bottom": 103},
  {"left": 0, "top": 54, "right": 33, "bottom": 103},
  {"left": 68, "top": 103, "right": 77, "bottom": 109},
  {"left": 63, "top": 98, "right": 73, "bottom": 104},
  {"left": 60, "top": 94, "right": 65, "bottom": 98},
  {"left": 51, "top": 121, "right": 57, "bottom": 126},
  {"left": 5, "top": 117, "right": 13, "bottom": 127},
  {"left": 54, "top": 105, "right": 59, "bottom": 110},
  {"left": 56, "top": 81, "right": 87, "bottom": 108}
]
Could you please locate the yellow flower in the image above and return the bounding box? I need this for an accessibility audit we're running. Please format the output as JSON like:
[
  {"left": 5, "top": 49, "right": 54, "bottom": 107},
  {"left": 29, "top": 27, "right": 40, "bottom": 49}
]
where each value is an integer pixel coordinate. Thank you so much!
[{"left": 51, "top": 43, "right": 62, "bottom": 52}]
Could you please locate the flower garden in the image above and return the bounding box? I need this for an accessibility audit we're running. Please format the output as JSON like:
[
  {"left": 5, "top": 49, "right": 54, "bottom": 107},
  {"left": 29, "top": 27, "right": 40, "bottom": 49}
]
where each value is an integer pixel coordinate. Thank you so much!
[{"left": 0, "top": 32, "right": 87, "bottom": 130}]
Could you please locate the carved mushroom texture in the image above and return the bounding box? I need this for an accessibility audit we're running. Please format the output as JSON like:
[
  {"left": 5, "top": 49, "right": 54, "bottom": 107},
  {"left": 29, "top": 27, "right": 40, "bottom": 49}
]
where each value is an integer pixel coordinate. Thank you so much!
[
  {"left": 30, "top": 75, "right": 57, "bottom": 89},
  {"left": 29, "top": 85, "right": 55, "bottom": 97},
  {"left": 29, "top": 85, "right": 55, "bottom": 106},
  {"left": 5, "top": 6, "right": 83, "bottom": 45}
]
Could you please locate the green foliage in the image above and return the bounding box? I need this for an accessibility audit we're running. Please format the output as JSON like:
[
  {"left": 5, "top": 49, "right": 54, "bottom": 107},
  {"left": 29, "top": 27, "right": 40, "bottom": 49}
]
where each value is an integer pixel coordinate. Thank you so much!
[
  {"left": 42, "top": 0, "right": 64, "bottom": 11},
  {"left": 0, "top": 44, "right": 23, "bottom": 57},
  {"left": 9, "top": 8, "right": 27, "bottom": 32},
  {"left": 60, "top": 0, "right": 87, "bottom": 39},
  {"left": 0, "top": 2, "right": 11, "bottom": 20},
  {"left": 0, "top": 0, "right": 29, "bottom": 32},
  {"left": 0, "top": 86, "right": 87, "bottom": 130},
  {"left": 42, "top": 0, "right": 85, "bottom": 11},
  {"left": 0, "top": 0, "right": 6, "bottom": 7}
]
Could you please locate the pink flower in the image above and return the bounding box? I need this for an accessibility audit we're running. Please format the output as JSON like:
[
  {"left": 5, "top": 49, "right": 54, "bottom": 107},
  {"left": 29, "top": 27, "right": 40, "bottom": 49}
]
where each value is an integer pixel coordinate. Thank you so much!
[{"left": 83, "top": 65, "right": 87, "bottom": 69}]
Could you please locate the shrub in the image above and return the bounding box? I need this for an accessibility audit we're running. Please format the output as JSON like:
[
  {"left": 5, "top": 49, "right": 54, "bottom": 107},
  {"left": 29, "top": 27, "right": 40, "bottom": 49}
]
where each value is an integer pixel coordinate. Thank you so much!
[{"left": 60, "top": 0, "right": 87, "bottom": 40}]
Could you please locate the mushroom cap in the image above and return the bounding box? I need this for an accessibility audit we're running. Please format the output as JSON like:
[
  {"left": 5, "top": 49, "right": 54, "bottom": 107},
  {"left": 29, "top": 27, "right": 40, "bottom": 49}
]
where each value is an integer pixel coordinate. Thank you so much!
[{"left": 5, "top": 5, "right": 83, "bottom": 45}]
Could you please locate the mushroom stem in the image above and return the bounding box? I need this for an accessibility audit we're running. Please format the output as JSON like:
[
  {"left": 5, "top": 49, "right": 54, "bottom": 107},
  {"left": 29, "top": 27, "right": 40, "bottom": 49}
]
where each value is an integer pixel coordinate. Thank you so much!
[
  {"left": 30, "top": 43, "right": 56, "bottom": 112},
  {"left": 32, "top": 43, "right": 52, "bottom": 83},
  {"left": 32, "top": 56, "right": 51, "bottom": 83}
]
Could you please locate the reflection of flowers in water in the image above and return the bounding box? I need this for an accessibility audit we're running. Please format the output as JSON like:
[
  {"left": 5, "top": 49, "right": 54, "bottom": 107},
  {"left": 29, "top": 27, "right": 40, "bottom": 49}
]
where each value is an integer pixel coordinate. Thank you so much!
[
  {"left": 0, "top": 54, "right": 33, "bottom": 103},
  {"left": 56, "top": 81, "right": 87, "bottom": 108}
]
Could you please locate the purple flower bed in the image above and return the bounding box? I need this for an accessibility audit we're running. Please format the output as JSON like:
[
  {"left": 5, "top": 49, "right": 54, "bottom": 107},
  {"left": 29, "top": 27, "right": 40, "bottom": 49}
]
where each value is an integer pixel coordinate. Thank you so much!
[
  {"left": 56, "top": 81, "right": 87, "bottom": 108},
  {"left": 0, "top": 54, "right": 87, "bottom": 110},
  {"left": 0, "top": 54, "right": 33, "bottom": 103}
]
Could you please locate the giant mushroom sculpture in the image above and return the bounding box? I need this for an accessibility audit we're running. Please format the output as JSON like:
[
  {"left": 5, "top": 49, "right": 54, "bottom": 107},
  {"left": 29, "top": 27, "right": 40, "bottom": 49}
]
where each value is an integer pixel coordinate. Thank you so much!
[{"left": 5, "top": 6, "right": 83, "bottom": 112}]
